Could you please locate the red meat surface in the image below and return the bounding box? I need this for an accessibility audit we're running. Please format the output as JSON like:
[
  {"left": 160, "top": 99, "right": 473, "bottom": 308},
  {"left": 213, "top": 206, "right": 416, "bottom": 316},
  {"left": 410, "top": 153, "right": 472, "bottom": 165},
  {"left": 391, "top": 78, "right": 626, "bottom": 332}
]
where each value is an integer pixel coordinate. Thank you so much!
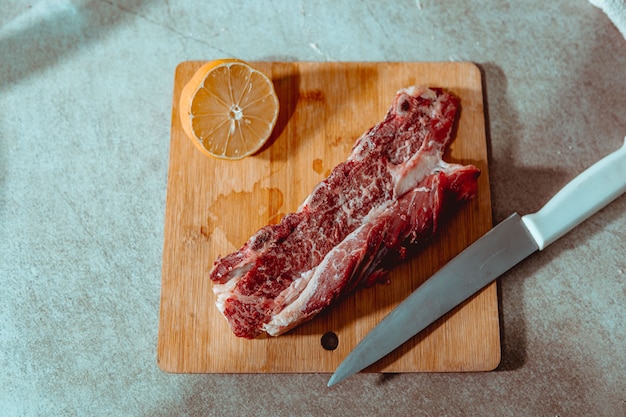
[{"left": 209, "top": 86, "right": 480, "bottom": 338}]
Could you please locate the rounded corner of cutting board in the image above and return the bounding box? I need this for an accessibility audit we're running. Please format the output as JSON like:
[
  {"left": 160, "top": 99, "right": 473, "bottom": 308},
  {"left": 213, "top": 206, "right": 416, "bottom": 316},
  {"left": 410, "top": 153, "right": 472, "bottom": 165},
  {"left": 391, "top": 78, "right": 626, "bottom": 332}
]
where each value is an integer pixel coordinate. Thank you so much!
[
  {"left": 462, "top": 61, "right": 483, "bottom": 75},
  {"left": 486, "top": 350, "right": 503, "bottom": 372},
  {"left": 155, "top": 350, "right": 177, "bottom": 374}
]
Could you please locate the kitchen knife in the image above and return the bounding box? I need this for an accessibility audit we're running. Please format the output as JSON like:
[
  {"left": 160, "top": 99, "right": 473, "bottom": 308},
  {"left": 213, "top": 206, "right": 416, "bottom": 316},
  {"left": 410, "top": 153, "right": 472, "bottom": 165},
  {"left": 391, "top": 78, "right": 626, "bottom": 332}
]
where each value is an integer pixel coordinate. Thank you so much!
[{"left": 328, "top": 137, "right": 626, "bottom": 387}]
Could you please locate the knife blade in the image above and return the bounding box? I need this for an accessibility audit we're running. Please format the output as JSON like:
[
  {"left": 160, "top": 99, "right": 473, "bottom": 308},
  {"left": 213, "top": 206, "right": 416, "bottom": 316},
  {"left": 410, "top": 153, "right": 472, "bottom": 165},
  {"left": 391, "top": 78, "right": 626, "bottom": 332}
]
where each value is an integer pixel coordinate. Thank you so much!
[{"left": 328, "top": 137, "right": 626, "bottom": 387}]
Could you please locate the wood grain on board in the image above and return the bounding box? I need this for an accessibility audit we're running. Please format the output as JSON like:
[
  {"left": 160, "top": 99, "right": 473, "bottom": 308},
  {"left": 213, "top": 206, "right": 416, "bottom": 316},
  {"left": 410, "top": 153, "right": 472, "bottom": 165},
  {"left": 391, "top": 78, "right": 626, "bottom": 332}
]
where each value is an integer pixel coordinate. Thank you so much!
[{"left": 157, "top": 61, "right": 499, "bottom": 373}]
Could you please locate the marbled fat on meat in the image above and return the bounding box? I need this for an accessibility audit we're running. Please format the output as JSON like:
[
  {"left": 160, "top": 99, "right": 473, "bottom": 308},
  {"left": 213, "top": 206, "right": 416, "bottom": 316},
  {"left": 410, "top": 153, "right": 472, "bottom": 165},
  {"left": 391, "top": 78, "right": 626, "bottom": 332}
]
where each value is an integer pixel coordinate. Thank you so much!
[{"left": 209, "top": 86, "right": 480, "bottom": 338}]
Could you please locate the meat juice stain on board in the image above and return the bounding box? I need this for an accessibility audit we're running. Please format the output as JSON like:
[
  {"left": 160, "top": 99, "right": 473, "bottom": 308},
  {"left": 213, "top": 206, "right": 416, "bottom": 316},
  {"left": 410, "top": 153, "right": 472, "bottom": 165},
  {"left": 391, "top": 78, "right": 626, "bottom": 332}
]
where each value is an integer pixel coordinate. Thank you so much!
[
  {"left": 206, "top": 181, "right": 284, "bottom": 248},
  {"left": 204, "top": 154, "right": 334, "bottom": 251},
  {"left": 205, "top": 156, "right": 331, "bottom": 251},
  {"left": 299, "top": 89, "right": 325, "bottom": 103},
  {"left": 313, "top": 139, "right": 345, "bottom": 178},
  {"left": 312, "top": 158, "right": 324, "bottom": 175}
]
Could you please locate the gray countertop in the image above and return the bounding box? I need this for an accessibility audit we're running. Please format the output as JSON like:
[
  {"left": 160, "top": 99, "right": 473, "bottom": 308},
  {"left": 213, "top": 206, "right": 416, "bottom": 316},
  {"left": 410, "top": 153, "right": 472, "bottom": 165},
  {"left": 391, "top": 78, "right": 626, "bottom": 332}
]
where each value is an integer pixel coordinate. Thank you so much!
[{"left": 1, "top": 1, "right": 625, "bottom": 416}]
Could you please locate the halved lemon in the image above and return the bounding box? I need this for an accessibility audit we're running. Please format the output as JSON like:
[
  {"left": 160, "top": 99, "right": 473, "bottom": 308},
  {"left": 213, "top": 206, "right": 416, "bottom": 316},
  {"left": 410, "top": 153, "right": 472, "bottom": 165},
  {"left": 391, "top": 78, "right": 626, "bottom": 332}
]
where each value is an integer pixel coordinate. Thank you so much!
[{"left": 179, "top": 59, "right": 279, "bottom": 160}]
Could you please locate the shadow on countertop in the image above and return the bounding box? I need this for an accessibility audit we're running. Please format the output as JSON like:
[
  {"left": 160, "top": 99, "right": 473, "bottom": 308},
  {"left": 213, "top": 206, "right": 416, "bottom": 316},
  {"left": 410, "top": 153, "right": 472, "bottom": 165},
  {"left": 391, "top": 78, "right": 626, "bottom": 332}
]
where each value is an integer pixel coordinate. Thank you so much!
[
  {"left": 478, "top": 61, "right": 569, "bottom": 372},
  {"left": 478, "top": 56, "right": 626, "bottom": 372},
  {"left": 0, "top": 0, "right": 156, "bottom": 89}
]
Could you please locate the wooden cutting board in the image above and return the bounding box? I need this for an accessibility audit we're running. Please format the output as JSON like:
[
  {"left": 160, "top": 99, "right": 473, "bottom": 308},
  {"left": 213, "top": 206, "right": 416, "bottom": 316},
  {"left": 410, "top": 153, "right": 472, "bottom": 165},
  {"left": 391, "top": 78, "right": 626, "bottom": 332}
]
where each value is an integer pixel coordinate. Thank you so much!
[{"left": 157, "top": 61, "right": 499, "bottom": 373}]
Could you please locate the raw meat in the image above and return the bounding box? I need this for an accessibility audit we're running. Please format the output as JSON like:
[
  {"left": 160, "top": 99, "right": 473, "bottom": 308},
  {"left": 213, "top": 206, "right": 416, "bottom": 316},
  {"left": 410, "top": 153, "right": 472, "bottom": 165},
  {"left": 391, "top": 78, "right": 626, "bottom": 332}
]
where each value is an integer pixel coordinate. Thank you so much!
[{"left": 209, "top": 86, "right": 480, "bottom": 338}]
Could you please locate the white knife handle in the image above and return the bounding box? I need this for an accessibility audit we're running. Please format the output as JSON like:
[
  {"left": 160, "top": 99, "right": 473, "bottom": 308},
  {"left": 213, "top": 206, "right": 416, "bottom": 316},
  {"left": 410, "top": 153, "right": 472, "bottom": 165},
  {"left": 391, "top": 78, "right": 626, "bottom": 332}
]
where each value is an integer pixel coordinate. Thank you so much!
[{"left": 522, "top": 137, "right": 626, "bottom": 250}]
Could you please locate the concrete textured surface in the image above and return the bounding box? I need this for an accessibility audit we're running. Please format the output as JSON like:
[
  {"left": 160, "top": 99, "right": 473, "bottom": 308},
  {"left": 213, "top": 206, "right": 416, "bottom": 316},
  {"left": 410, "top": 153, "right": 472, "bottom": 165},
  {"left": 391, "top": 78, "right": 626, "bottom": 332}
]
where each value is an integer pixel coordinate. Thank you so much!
[{"left": 1, "top": 1, "right": 625, "bottom": 416}]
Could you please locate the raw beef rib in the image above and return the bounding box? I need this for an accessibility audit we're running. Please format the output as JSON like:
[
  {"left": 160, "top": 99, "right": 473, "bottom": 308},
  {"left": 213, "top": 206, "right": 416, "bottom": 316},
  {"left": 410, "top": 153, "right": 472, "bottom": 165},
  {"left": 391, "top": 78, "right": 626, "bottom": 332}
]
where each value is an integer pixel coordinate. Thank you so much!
[{"left": 209, "top": 86, "right": 480, "bottom": 338}]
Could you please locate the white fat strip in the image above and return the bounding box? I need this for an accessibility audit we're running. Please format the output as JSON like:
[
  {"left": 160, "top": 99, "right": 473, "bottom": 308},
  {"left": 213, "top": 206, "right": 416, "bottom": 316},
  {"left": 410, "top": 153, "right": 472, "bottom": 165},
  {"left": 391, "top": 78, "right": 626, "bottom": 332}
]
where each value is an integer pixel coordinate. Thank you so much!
[
  {"left": 349, "top": 135, "right": 373, "bottom": 160},
  {"left": 262, "top": 271, "right": 319, "bottom": 336},
  {"left": 391, "top": 145, "right": 465, "bottom": 199},
  {"left": 272, "top": 269, "right": 315, "bottom": 308},
  {"left": 390, "top": 147, "right": 438, "bottom": 197},
  {"left": 413, "top": 186, "right": 431, "bottom": 193},
  {"left": 399, "top": 85, "right": 435, "bottom": 99},
  {"left": 214, "top": 275, "right": 277, "bottom": 320},
  {"left": 212, "top": 258, "right": 257, "bottom": 313},
  {"left": 263, "top": 223, "right": 371, "bottom": 336},
  {"left": 213, "top": 278, "right": 239, "bottom": 314}
]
